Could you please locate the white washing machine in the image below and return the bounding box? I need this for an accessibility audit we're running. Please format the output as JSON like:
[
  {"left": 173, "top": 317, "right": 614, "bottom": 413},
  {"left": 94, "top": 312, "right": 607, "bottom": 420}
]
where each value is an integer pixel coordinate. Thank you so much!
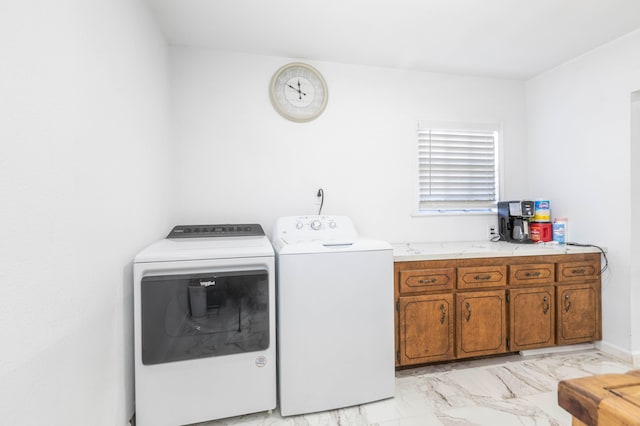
[
  {"left": 133, "top": 224, "right": 276, "bottom": 426},
  {"left": 272, "top": 215, "right": 395, "bottom": 416}
]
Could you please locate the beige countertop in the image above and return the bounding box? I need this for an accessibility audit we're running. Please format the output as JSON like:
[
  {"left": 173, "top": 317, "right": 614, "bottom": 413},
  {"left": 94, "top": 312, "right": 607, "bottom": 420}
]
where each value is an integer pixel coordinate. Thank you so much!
[{"left": 392, "top": 240, "right": 603, "bottom": 262}]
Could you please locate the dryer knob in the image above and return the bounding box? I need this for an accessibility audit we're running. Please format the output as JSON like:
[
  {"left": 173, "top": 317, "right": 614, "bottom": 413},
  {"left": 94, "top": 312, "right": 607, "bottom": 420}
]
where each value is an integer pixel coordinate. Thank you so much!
[
  {"left": 311, "top": 219, "right": 322, "bottom": 230},
  {"left": 296, "top": 222, "right": 303, "bottom": 230},
  {"left": 329, "top": 221, "right": 336, "bottom": 229}
]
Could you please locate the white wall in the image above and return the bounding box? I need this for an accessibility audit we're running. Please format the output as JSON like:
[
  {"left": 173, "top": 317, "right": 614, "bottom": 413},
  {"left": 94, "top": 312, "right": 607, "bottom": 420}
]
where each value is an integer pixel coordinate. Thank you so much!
[
  {"left": 526, "top": 30, "right": 640, "bottom": 361},
  {"left": 2, "top": 2, "right": 633, "bottom": 422},
  {"left": 169, "top": 49, "right": 528, "bottom": 243},
  {"left": 0, "top": 1, "right": 171, "bottom": 424},
  {"left": 632, "top": 91, "right": 640, "bottom": 365}
]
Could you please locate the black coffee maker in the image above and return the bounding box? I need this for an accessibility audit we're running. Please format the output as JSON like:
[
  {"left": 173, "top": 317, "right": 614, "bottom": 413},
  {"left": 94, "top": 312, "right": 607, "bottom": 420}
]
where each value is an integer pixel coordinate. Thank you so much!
[{"left": 497, "top": 200, "right": 535, "bottom": 243}]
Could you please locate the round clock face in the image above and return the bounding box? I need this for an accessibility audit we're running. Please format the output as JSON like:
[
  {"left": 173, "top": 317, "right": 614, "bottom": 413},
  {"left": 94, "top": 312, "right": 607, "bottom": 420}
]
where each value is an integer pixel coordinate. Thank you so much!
[{"left": 270, "top": 63, "right": 328, "bottom": 122}]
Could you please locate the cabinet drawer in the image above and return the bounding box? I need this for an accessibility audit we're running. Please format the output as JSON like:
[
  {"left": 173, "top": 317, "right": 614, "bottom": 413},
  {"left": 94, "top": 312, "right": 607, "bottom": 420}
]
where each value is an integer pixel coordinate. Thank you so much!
[
  {"left": 557, "top": 260, "right": 599, "bottom": 282},
  {"left": 399, "top": 268, "right": 455, "bottom": 294},
  {"left": 509, "top": 263, "right": 555, "bottom": 285},
  {"left": 457, "top": 266, "right": 507, "bottom": 289}
]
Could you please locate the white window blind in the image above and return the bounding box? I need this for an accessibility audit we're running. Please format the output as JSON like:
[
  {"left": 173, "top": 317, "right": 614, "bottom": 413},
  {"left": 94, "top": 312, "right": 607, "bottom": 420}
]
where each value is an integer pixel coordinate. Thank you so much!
[{"left": 418, "top": 123, "right": 499, "bottom": 213}]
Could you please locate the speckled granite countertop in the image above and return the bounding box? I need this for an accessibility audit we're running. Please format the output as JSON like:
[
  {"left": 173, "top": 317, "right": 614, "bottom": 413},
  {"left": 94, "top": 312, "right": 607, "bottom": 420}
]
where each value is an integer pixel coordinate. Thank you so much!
[{"left": 392, "top": 240, "right": 602, "bottom": 262}]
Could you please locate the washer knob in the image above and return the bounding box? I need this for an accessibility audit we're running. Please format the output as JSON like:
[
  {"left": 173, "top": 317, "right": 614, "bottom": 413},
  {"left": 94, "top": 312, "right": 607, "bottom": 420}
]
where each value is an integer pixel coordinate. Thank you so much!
[
  {"left": 296, "top": 222, "right": 303, "bottom": 230},
  {"left": 329, "top": 221, "right": 336, "bottom": 229},
  {"left": 311, "top": 219, "right": 322, "bottom": 230}
]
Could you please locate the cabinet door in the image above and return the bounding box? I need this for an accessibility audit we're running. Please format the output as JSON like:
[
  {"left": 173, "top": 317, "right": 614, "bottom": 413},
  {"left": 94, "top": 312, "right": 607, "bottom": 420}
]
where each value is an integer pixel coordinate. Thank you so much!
[
  {"left": 398, "top": 294, "right": 454, "bottom": 365},
  {"left": 508, "top": 286, "right": 555, "bottom": 351},
  {"left": 456, "top": 290, "right": 507, "bottom": 358},
  {"left": 556, "top": 283, "right": 602, "bottom": 345}
]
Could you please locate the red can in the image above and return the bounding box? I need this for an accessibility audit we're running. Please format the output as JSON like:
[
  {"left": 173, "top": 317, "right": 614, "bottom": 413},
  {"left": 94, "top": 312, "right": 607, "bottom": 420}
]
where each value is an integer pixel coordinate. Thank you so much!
[{"left": 530, "top": 222, "right": 552, "bottom": 242}]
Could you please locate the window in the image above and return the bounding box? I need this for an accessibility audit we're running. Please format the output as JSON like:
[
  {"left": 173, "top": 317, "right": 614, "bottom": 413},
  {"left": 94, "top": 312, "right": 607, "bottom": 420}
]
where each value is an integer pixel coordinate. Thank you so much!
[{"left": 417, "top": 121, "right": 499, "bottom": 214}]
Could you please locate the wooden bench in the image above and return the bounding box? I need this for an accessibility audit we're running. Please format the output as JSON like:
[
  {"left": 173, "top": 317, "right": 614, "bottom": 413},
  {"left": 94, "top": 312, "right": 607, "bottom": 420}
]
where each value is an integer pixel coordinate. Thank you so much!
[{"left": 558, "top": 370, "right": 640, "bottom": 425}]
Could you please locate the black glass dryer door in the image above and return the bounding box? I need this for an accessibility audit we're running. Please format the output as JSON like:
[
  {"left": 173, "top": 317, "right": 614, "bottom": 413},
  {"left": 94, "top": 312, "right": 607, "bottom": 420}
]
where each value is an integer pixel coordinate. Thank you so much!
[{"left": 141, "top": 269, "right": 269, "bottom": 365}]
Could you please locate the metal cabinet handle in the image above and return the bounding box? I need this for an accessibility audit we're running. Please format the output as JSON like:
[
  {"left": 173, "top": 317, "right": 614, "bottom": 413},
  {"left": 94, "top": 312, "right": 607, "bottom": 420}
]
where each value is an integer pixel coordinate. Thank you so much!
[
  {"left": 543, "top": 296, "right": 550, "bottom": 315},
  {"left": 525, "top": 271, "right": 541, "bottom": 277},
  {"left": 474, "top": 274, "right": 491, "bottom": 281},
  {"left": 418, "top": 278, "right": 437, "bottom": 284},
  {"left": 439, "top": 304, "right": 446, "bottom": 324},
  {"left": 564, "top": 294, "right": 572, "bottom": 312},
  {"left": 465, "top": 302, "right": 472, "bottom": 322}
]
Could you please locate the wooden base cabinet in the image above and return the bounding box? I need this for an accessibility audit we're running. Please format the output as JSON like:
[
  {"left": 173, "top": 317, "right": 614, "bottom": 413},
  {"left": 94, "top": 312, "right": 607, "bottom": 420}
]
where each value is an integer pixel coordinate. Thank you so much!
[
  {"left": 394, "top": 253, "right": 601, "bottom": 368},
  {"left": 555, "top": 257, "right": 602, "bottom": 345}
]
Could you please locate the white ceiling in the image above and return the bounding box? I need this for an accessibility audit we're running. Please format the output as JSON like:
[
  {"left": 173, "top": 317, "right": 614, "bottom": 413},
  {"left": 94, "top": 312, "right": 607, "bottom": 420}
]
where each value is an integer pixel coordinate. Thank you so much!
[{"left": 144, "top": 0, "right": 640, "bottom": 80}]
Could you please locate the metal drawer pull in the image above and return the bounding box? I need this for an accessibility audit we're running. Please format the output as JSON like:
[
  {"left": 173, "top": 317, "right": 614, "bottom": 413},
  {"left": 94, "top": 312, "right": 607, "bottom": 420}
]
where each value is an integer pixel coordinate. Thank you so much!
[
  {"left": 465, "top": 302, "right": 472, "bottom": 322},
  {"left": 564, "top": 294, "right": 572, "bottom": 312},
  {"left": 543, "top": 296, "right": 549, "bottom": 315},
  {"left": 474, "top": 274, "right": 492, "bottom": 281},
  {"left": 418, "top": 278, "right": 437, "bottom": 284},
  {"left": 525, "top": 271, "right": 541, "bottom": 277},
  {"left": 440, "top": 304, "right": 446, "bottom": 324},
  {"left": 571, "top": 268, "right": 586, "bottom": 274}
]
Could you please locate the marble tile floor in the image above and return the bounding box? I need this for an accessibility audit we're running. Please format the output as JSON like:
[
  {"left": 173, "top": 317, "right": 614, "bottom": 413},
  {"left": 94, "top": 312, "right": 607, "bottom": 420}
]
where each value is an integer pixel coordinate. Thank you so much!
[{"left": 196, "top": 349, "right": 633, "bottom": 426}]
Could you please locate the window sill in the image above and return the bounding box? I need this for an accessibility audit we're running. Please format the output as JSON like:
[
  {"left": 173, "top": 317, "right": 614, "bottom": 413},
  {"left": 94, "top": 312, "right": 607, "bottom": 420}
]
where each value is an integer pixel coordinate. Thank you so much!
[{"left": 412, "top": 209, "right": 497, "bottom": 217}]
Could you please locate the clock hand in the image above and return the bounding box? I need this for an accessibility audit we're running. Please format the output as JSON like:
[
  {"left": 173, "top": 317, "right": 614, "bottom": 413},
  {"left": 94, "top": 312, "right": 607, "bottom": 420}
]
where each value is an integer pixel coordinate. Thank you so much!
[
  {"left": 286, "top": 81, "right": 308, "bottom": 100},
  {"left": 287, "top": 83, "right": 305, "bottom": 95}
]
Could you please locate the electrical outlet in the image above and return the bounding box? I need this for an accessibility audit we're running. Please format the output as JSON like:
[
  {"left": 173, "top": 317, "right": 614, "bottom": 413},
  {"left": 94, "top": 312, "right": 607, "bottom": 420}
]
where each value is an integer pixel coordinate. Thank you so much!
[{"left": 487, "top": 224, "right": 498, "bottom": 239}]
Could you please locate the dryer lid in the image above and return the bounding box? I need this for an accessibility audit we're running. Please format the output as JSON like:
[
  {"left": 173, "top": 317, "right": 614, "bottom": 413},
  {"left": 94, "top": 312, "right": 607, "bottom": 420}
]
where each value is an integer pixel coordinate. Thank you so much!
[{"left": 134, "top": 235, "right": 274, "bottom": 263}]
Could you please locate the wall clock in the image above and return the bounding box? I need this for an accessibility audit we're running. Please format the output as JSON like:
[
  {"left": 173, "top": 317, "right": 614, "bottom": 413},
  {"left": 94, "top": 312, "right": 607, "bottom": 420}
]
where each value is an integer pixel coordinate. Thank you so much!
[{"left": 269, "top": 62, "right": 328, "bottom": 122}]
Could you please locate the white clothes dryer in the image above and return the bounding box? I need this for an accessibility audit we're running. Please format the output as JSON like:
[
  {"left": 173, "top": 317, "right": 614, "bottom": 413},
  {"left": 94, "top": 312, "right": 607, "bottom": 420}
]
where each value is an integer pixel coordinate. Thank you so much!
[
  {"left": 272, "top": 215, "right": 395, "bottom": 416},
  {"left": 133, "top": 224, "right": 276, "bottom": 426}
]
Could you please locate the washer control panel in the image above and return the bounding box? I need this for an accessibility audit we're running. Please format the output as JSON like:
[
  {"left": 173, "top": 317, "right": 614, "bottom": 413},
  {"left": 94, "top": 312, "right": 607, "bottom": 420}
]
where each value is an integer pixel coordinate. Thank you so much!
[
  {"left": 167, "top": 224, "right": 265, "bottom": 238},
  {"left": 273, "top": 215, "right": 357, "bottom": 243}
]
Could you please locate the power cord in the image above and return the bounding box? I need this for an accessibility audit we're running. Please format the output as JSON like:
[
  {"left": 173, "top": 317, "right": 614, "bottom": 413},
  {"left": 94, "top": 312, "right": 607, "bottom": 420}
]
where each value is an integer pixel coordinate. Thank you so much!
[
  {"left": 566, "top": 242, "right": 609, "bottom": 275},
  {"left": 317, "top": 188, "right": 324, "bottom": 215}
]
